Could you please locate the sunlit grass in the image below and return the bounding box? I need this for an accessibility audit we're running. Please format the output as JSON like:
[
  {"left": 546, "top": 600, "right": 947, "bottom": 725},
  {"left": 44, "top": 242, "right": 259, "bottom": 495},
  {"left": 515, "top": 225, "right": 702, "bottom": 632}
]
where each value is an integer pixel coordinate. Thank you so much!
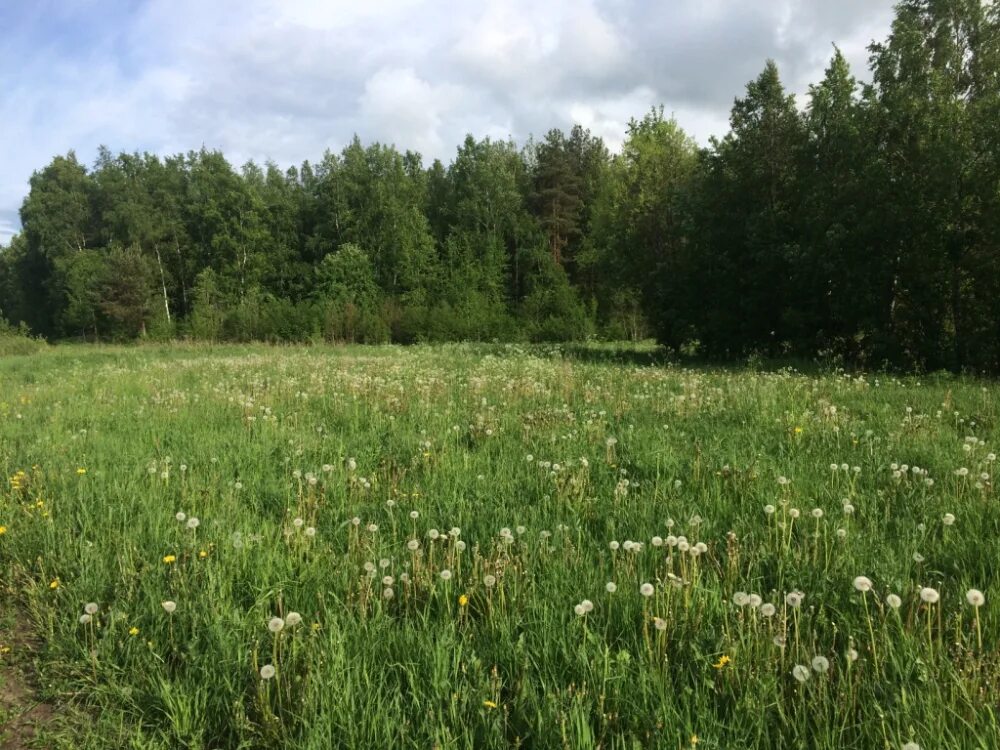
[{"left": 0, "top": 343, "right": 998, "bottom": 749}]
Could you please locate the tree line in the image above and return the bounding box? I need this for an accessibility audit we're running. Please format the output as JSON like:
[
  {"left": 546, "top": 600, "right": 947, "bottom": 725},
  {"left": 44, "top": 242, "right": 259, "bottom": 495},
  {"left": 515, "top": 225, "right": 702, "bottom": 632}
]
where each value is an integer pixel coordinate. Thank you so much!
[{"left": 2, "top": 0, "right": 999, "bottom": 371}]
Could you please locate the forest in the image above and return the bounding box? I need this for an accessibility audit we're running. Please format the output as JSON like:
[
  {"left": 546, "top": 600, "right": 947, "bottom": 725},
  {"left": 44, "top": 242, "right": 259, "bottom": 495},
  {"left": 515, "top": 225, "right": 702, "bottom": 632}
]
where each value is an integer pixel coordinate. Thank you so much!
[{"left": 1, "top": 0, "right": 999, "bottom": 372}]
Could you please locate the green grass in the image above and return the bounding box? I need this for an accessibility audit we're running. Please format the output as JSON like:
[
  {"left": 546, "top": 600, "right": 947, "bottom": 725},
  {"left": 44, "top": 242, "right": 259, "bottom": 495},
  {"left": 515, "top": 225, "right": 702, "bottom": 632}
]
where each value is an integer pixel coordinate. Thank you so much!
[{"left": 0, "top": 342, "right": 998, "bottom": 749}]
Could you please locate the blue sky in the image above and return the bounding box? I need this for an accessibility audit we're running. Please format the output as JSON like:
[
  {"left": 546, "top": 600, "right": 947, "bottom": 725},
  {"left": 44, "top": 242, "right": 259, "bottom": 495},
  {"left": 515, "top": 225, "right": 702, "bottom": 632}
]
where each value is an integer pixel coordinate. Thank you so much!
[{"left": 0, "top": 0, "right": 896, "bottom": 244}]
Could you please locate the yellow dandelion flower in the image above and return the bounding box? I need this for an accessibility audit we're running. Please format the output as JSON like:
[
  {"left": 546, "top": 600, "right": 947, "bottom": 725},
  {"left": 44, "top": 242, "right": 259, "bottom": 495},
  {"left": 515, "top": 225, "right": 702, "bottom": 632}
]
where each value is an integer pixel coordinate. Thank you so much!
[
  {"left": 0, "top": 525, "right": 7, "bottom": 535},
  {"left": 49, "top": 578, "right": 60, "bottom": 590},
  {"left": 793, "top": 426, "right": 803, "bottom": 435},
  {"left": 76, "top": 468, "right": 86, "bottom": 475},
  {"left": 0, "top": 645, "right": 10, "bottom": 655},
  {"left": 483, "top": 700, "right": 497, "bottom": 709},
  {"left": 713, "top": 655, "right": 731, "bottom": 670},
  {"left": 198, "top": 550, "right": 208, "bottom": 559},
  {"left": 458, "top": 594, "right": 469, "bottom": 607},
  {"left": 690, "top": 735, "right": 699, "bottom": 747},
  {"left": 162, "top": 554, "right": 176, "bottom": 564},
  {"left": 311, "top": 622, "right": 321, "bottom": 632},
  {"left": 129, "top": 627, "right": 140, "bottom": 636}
]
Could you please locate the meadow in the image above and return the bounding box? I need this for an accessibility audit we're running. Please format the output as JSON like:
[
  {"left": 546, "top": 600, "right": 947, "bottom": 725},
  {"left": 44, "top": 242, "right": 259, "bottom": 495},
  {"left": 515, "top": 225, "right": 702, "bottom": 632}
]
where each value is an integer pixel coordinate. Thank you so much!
[{"left": 0, "top": 342, "right": 998, "bottom": 749}]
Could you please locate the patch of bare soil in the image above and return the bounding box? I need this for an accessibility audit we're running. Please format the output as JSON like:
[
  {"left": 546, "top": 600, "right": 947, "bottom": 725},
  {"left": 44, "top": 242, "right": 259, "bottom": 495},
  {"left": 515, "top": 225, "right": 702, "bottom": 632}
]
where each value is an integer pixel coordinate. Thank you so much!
[{"left": 0, "top": 613, "right": 55, "bottom": 749}]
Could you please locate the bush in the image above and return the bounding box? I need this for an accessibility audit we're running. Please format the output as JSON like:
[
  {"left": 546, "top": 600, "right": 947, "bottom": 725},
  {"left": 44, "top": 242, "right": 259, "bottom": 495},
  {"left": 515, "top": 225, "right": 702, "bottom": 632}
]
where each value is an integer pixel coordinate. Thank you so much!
[{"left": 0, "top": 318, "right": 46, "bottom": 356}]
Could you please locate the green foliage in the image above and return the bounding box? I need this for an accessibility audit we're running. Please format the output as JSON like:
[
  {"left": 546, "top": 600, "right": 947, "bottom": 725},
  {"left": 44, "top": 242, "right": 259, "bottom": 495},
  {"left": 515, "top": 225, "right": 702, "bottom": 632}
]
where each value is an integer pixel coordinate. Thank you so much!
[
  {"left": 5, "top": 0, "right": 1000, "bottom": 369},
  {"left": 0, "top": 316, "right": 45, "bottom": 355}
]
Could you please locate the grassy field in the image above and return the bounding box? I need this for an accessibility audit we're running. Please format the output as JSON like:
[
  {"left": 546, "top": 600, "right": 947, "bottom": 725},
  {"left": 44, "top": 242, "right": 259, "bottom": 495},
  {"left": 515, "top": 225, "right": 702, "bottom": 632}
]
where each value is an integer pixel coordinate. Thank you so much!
[{"left": 0, "top": 343, "right": 998, "bottom": 749}]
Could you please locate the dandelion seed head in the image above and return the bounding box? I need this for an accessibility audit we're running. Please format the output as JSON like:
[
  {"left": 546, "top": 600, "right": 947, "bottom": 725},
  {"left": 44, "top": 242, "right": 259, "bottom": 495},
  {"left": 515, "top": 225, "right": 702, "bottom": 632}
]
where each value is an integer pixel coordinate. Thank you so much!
[
  {"left": 966, "top": 589, "right": 985, "bottom": 607},
  {"left": 919, "top": 587, "right": 940, "bottom": 604},
  {"left": 811, "top": 656, "right": 830, "bottom": 673}
]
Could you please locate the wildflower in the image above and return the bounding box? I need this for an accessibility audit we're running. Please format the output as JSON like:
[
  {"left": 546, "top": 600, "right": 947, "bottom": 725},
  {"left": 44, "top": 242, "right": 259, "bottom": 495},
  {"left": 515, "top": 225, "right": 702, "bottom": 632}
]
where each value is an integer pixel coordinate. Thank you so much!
[
  {"left": 853, "top": 576, "right": 873, "bottom": 593},
  {"left": 713, "top": 655, "right": 731, "bottom": 669},
  {"left": 285, "top": 612, "right": 302, "bottom": 627},
  {"left": 785, "top": 592, "right": 804, "bottom": 608},
  {"left": 640, "top": 583, "right": 654, "bottom": 597},
  {"left": 260, "top": 664, "right": 276, "bottom": 680},
  {"left": 49, "top": 579, "right": 59, "bottom": 590},
  {"left": 198, "top": 550, "right": 208, "bottom": 559},
  {"left": 966, "top": 589, "right": 985, "bottom": 607},
  {"left": 605, "top": 582, "right": 617, "bottom": 594},
  {"left": 886, "top": 594, "right": 902, "bottom": 609},
  {"left": 161, "top": 601, "right": 176, "bottom": 614},
  {"left": 268, "top": 617, "right": 285, "bottom": 633},
  {"left": 458, "top": 594, "right": 469, "bottom": 607},
  {"left": 76, "top": 468, "right": 86, "bottom": 475},
  {"left": 84, "top": 602, "right": 98, "bottom": 615},
  {"left": 483, "top": 700, "right": 498, "bottom": 709},
  {"left": 0, "top": 526, "right": 6, "bottom": 535},
  {"left": 163, "top": 554, "right": 176, "bottom": 564},
  {"left": 919, "top": 587, "right": 940, "bottom": 604},
  {"left": 811, "top": 656, "right": 830, "bottom": 673},
  {"left": 129, "top": 626, "right": 139, "bottom": 636},
  {"left": 792, "top": 665, "right": 811, "bottom": 682},
  {"left": 794, "top": 426, "right": 802, "bottom": 434}
]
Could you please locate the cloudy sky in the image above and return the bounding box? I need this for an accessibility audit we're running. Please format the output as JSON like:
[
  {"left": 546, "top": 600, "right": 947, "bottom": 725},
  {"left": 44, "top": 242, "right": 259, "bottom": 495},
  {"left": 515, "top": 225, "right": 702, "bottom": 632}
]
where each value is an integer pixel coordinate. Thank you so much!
[{"left": 0, "top": 0, "right": 897, "bottom": 244}]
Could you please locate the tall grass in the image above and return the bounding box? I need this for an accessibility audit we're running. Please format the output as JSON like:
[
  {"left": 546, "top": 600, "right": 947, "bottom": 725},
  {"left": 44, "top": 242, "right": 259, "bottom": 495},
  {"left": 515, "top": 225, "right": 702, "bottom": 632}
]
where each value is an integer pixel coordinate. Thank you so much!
[{"left": 0, "top": 344, "right": 998, "bottom": 749}]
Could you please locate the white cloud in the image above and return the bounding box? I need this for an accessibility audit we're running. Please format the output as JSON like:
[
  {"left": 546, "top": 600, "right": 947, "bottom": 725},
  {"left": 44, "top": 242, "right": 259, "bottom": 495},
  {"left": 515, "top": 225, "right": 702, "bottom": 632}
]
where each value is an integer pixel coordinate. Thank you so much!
[{"left": 0, "top": 0, "right": 898, "bottom": 244}]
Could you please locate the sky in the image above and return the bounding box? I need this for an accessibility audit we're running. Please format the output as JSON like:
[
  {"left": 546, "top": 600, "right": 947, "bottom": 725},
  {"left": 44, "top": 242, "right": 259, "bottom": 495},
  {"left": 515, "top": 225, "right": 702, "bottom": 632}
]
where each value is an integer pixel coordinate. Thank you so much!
[{"left": 0, "top": 0, "right": 897, "bottom": 245}]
